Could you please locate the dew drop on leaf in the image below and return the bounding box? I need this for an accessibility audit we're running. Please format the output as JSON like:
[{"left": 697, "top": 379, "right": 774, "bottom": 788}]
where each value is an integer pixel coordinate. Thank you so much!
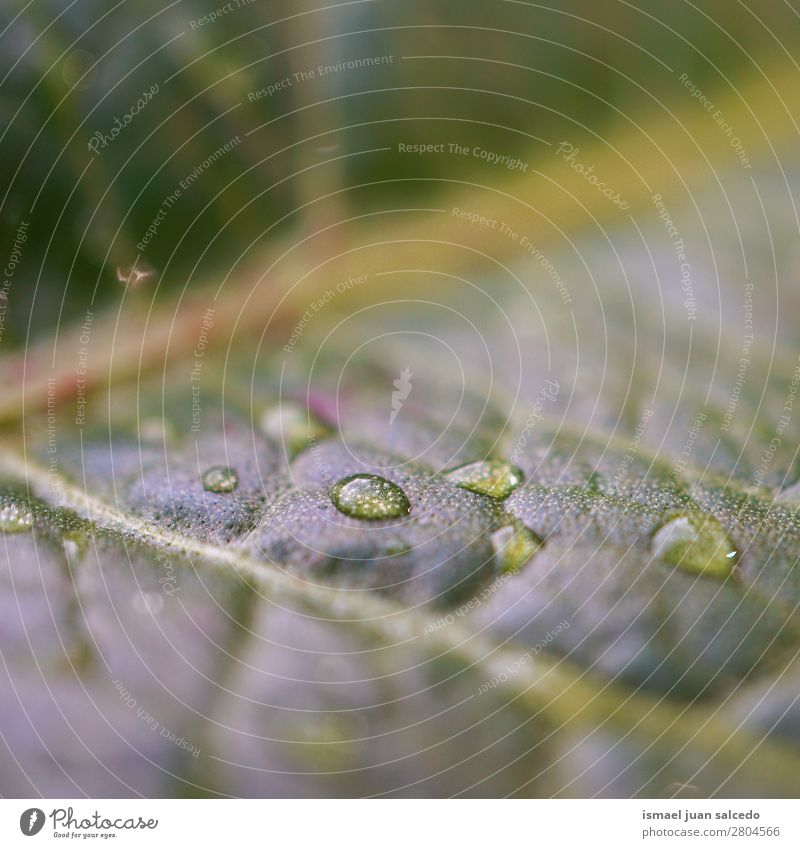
[
  {"left": 62, "top": 530, "right": 89, "bottom": 567},
  {"left": 446, "top": 459, "right": 525, "bottom": 499},
  {"left": 0, "top": 498, "right": 34, "bottom": 533},
  {"left": 201, "top": 466, "right": 239, "bottom": 493},
  {"left": 490, "top": 523, "right": 542, "bottom": 573},
  {"left": 330, "top": 473, "right": 411, "bottom": 520},
  {"left": 260, "top": 402, "right": 329, "bottom": 455},
  {"left": 139, "top": 417, "right": 177, "bottom": 444},
  {"left": 650, "top": 512, "right": 737, "bottom": 579}
]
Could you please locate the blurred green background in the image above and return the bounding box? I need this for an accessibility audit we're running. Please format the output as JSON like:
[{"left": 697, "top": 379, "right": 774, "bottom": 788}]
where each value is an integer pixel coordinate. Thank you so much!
[{"left": 2, "top": 0, "right": 798, "bottom": 339}]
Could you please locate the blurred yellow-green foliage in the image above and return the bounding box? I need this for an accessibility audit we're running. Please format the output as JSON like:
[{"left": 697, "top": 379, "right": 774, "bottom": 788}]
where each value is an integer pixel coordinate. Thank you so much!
[{"left": 2, "top": 0, "right": 799, "bottom": 339}]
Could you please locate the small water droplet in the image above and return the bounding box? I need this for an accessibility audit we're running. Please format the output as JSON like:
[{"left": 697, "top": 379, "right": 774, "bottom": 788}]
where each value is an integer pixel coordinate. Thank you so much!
[
  {"left": 446, "top": 460, "right": 524, "bottom": 499},
  {"left": 63, "top": 539, "right": 83, "bottom": 567},
  {"left": 62, "top": 529, "right": 89, "bottom": 567},
  {"left": 140, "top": 417, "right": 176, "bottom": 444},
  {"left": 116, "top": 261, "right": 158, "bottom": 288},
  {"left": 202, "top": 466, "right": 239, "bottom": 493},
  {"left": 650, "top": 512, "right": 737, "bottom": 579},
  {"left": 260, "top": 402, "right": 329, "bottom": 455},
  {"left": 331, "top": 474, "right": 411, "bottom": 520},
  {"left": 491, "top": 523, "right": 542, "bottom": 573},
  {"left": 0, "top": 499, "right": 34, "bottom": 533}
]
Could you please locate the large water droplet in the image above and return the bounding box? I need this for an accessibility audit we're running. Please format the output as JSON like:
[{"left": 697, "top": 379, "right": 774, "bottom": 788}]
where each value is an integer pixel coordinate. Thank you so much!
[
  {"left": 202, "top": 466, "right": 239, "bottom": 493},
  {"left": 491, "top": 523, "right": 542, "bottom": 573},
  {"left": 650, "top": 512, "right": 737, "bottom": 579},
  {"left": 331, "top": 474, "right": 411, "bottom": 520},
  {"left": 0, "top": 499, "right": 34, "bottom": 533},
  {"left": 446, "top": 459, "right": 524, "bottom": 499},
  {"left": 260, "top": 402, "right": 329, "bottom": 455}
]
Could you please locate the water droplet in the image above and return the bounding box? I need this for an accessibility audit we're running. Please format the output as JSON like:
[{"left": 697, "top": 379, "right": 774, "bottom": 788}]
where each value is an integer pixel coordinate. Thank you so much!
[
  {"left": 0, "top": 499, "right": 34, "bottom": 533},
  {"left": 116, "top": 261, "right": 158, "bottom": 288},
  {"left": 446, "top": 460, "right": 524, "bottom": 499},
  {"left": 140, "top": 417, "right": 176, "bottom": 444},
  {"left": 260, "top": 402, "right": 329, "bottom": 455},
  {"left": 202, "top": 466, "right": 239, "bottom": 493},
  {"left": 491, "top": 523, "right": 541, "bottom": 573},
  {"left": 64, "top": 540, "right": 81, "bottom": 566},
  {"left": 62, "top": 530, "right": 89, "bottom": 567},
  {"left": 330, "top": 474, "right": 410, "bottom": 520},
  {"left": 650, "top": 513, "right": 737, "bottom": 579}
]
